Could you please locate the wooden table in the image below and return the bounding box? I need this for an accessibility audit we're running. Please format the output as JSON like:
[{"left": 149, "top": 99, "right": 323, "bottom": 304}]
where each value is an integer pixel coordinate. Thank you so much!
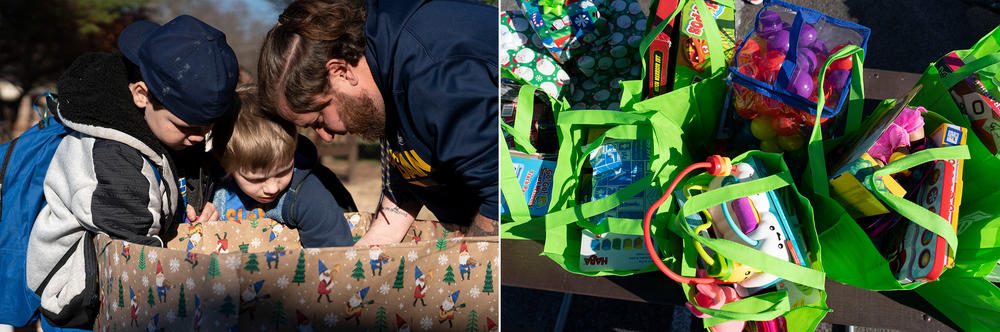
[{"left": 502, "top": 69, "right": 965, "bottom": 331}]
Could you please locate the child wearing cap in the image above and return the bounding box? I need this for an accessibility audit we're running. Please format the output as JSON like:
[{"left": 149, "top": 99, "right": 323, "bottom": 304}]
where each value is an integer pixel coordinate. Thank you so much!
[
  {"left": 25, "top": 15, "right": 238, "bottom": 326},
  {"left": 210, "top": 85, "right": 354, "bottom": 248}
]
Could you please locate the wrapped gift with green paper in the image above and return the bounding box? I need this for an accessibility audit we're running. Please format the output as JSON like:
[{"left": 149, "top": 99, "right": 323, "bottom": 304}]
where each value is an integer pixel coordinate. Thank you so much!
[
  {"left": 519, "top": 0, "right": 610, "bottom": 64},
  {"left": 673, "top": 0, "right": 735, "bottom": 88},
  {"left": 565, "top": 0, "right": 647, "bottom": 110},
  {"left": 502, "top": 10, "right": 572, "bottom": 98}
]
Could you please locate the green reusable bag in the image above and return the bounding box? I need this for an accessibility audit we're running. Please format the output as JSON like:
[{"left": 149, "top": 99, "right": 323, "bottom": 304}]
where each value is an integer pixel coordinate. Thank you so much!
[
  {"left": 500, "top": 0, "right": 730, "bottom": 276},
  {"left": 904, "top": 25, "right": 1000, "bottom": 332},
  {"left": 671, "top": 151, "right": 829, "bottom": 331},
  {"left": 801, "top": 47, "right": 972, "bottom": 291}
]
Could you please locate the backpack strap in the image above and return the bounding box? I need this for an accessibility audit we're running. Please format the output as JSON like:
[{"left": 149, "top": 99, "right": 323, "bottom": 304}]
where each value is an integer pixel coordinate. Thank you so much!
[{"left": 0, "top": 136, "right": 20, "bottom": 223}]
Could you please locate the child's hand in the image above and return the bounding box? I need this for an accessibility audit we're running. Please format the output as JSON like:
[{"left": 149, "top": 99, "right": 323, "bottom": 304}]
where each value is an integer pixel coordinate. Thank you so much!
[{"left": 186, "top": 203, "right": 220, "bottom": 222}]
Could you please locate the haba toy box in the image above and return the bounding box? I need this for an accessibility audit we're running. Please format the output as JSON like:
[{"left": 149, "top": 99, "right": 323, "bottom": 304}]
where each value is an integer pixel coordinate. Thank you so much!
[{"left": 94, "top": 213, "right": 498, "bottom": 332}]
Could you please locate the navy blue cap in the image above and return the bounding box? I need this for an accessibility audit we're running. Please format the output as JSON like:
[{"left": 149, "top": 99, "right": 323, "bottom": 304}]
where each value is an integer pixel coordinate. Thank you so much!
[{"left": 118, "top": 15, "right": 238, "bottom": 126}]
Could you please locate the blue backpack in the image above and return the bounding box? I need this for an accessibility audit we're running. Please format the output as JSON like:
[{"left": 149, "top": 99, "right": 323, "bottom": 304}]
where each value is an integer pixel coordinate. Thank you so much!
[{"left": 0, "top": 93, "right": 85, "bottom": 330}]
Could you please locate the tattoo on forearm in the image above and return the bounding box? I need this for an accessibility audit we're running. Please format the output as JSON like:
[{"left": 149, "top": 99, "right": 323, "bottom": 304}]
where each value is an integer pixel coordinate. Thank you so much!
[
  {"left": 464, "top": 219, "right": 498, "bottom": 237},
  {"left": 384, "top": 206, "right": 408, "bottom": 216}
]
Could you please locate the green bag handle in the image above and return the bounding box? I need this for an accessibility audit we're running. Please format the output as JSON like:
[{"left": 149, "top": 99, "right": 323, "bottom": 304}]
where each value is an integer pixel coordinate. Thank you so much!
[
  {"left": 676, "top": 168, "right": 827, "bottom": 290},
  {"left": 554, "top": 110, "right": 655, "bottom": 235},
  {"left": 939, "top": 52, "right": 1000, "bottom": 90},
  {"left": 639, "top": 0, "right": 733, "bottom": 81},
  {"left": 694, "top": 290, "right": 791, "bottom": 323},
  {"left": 866, "top": 146, "right": 970, "bottom": 253},
  {"left": 499, "top": 133, "right": 533, "bottom": 225},
  {"left": 499, "top": 84, "right": 555, "bottom": 228},
  {"left": 806, "top": 45, "right": 867, "bottom": 196}
]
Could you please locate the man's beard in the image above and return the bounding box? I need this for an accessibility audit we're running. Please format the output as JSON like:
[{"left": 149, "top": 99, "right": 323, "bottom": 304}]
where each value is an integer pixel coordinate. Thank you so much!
[{"left": 335, "top": 90, "right": 385, "bottom": 143}]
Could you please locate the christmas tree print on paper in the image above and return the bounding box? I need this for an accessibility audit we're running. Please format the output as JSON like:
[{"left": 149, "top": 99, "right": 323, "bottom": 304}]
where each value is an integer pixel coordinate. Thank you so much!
[
  {"left": 271, "top": 301, "right": 286, "bottom": 329},
  {"left": 436, "top": 233, "right": 447, "bottom": 250},
  {"left": 147, "top": 287, "right": 155, "bottom": 306},
  {"left": 443, "top": 265, "right": 456, "bottom": 285},
  {"left": 239, "top": 243, "right": 249, "bottom": 254},
  {"left": 466, "top": 310, "right": 479, "bottom": 332},
  {"left": 483, "top": 262, "right": 494, "bottom": 294},
  {"left": 374, "top": 306, "right": 387, "bottom": 331},
  {"left": 245, "top": 253, "right": 260, "bottom": 274},
  {"left": 293, "top": 250, "right": 306, "bottom": 285},
  {"left": 118, "top": 277, "right": 124, "bottom": 307},
  {"left": 178, "top": 283, "right": 187, "bottom": 318},
  {"left": 392, "top": 257, "right": 405, "bottom": 292},
  {"left": 351, "top": 259, "right": 365, "bottom": 281},
  {"left": 208, "top": 254, "right": 221, "bottom": 278},
  {"left": 138, "top": 247, "right": 146, "bottom": 270},
  {"left": 219, "top": 294, "right": 236, "bottom": 317}
]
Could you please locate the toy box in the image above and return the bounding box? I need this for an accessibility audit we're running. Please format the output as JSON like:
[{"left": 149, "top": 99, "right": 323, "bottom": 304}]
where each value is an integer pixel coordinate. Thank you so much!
[
  {"left": 643, "top": 0, "right": 681, "bottom": 98},
  {"left": 938, "top": 51, "right": 1000, "bottom": 155},
  {"left": 892, "top": 123, "right": 966, "bottom": 284},
  {"left": 673, "top": 0, "right": 735, "bottom": 89},
  {"left": 500, "top": 152, "right": 557, "bottom": 218},
  {"left": 579, "top": 230, "right": 653, "bottom": 272}
]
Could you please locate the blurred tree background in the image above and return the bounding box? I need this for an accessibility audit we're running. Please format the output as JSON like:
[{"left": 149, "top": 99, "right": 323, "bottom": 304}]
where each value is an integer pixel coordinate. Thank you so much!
[{"left": 0, "top": 0, "right": 281, "bottom": 141}]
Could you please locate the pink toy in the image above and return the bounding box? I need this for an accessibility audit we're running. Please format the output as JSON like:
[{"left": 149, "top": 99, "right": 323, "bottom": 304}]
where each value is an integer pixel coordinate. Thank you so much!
[
  {"left": 869, "top": 107, "right": 927, "bottom": 164},
  {"left": 686, "top": 281, "right": 746, "bottom": 332}
]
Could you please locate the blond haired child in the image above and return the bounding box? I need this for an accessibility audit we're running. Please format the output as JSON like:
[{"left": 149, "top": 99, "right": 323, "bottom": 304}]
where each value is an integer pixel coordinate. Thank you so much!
[{"left": 211, "top": 85, "right": 354, "bottom": 247}]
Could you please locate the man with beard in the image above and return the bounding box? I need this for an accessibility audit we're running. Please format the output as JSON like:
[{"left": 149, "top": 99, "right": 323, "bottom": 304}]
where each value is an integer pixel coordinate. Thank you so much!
[{"left": 257, "top": 0, "right": 498, "bottom": 245}]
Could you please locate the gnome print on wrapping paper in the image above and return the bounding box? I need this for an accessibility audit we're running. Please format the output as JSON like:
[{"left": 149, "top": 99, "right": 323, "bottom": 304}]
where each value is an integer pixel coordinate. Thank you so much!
[
  {"left": 146, "top": 314, "right": 160, "bottom": 332},
  {"left": 155, "top": 260, "right": 173, "bottom": 303},
  {"left": 262, "top": 219, "right": 285, "bottom": 242},
  {"left": 369, "top": 245, "right": 392, "bottom": 276},
  {"left": 193, "top": 295, "right": 202, "bottom": 332},
  {"left": 296, "top": 310, "right": 313, "bottom": 332},
  {"left": 215, "top": 233, "right": 229, "bottom": 254},
  {"left": 413, "top": 266, "right": 430, "bottom": 307},
  {"left": 240, "top": 280, "right": 271, "bottom": 319},
  {"left": 396, "top": 314, "right": 411, "bottom": 332},
  {"left": 265, "top": 246, "right": 287, "bottom": 269},
  {"left": 130, "top": 286, "right": 140, "bottom": 327},
  {"left": 122, "top": 241, "right": 132, "bottom": 262},
  {"left": 344, "top": 286, "right": 373, "bottom": 326},
  {"left": 316, "top": 260, "right": 335, "bottom": 303},
  {"left": 487, "top": 317, "right": 498, "bottom": 332},
  {"left": 438, "top": 290, "right": 466, "bottom": 328},
  {"left": 410, "top": 229, "right": 422, "bottom": 244},
  {"left": 178, "top": 222, "right": 204, "bottom": 252},
  {"left": 458, "top": 242, "right": 478, "bottom": 281}
]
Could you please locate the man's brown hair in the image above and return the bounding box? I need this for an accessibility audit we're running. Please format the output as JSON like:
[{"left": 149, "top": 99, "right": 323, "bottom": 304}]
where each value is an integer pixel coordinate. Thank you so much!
[{"left": 257, "top": 0, "right": 368, "bottom": 116}]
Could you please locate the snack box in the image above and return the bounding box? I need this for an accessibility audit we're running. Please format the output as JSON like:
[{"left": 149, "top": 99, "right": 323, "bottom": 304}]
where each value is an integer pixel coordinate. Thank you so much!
[
  {"left": 894, "top": 123, "right": 966, "bottom": 284},
  {"left": 500, "top": 152, "right": 557, "bottom": 218},
  {"left": 937, "top": 51, "right": 1000, "bottom": 155}
]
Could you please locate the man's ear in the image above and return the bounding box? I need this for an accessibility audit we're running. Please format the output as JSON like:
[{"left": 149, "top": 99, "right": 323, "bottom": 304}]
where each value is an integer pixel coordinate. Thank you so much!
[
  {"left": 128, "top": 82, "right": 150, "bottom": 109},
  {"left": 325, "top": 59, "right": 358, "bottom": 86}
]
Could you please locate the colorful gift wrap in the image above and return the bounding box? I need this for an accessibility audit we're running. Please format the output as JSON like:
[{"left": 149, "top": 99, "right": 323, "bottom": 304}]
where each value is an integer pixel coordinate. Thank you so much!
[
  {"left": 519, "top": 0, "right": 610, "bottom": 64},
  {"left": 674, "top": 0, "right": 735, "bottom": 88},
  {"left": 94, "top": 213, "right": 498, "bottom": 332},
  {"left": 501, "top": 10, "right": 572, "bottom": 98},
  {"left": 565, "top": 0, "right": 647, "bottom": 110}
]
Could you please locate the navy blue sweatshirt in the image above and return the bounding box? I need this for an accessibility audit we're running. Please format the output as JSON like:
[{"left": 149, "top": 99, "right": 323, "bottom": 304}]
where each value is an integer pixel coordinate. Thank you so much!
[{"left": 364, "top": 0, "right": 499, "bottom": 224}]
